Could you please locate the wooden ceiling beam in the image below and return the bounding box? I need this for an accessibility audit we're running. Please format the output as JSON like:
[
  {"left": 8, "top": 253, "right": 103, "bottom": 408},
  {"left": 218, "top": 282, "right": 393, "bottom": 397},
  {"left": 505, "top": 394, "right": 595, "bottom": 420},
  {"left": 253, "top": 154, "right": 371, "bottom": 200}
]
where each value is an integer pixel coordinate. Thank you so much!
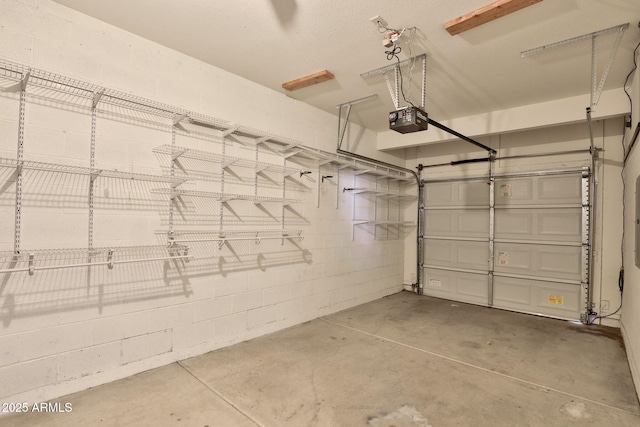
[
  {"left": 282, "top": 70, "right": 334, "bottom": 91},
  {"left": 445, "top": 0, "right": 543, "bottom": 36}
]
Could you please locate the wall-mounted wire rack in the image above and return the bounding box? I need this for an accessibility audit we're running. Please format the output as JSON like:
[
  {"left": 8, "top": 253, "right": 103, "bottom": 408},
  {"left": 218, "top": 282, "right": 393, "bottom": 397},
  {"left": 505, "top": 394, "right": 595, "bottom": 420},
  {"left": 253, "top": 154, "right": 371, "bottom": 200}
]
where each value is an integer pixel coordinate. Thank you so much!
[
  {"left": 150, "top": 188, "right": 301, "bottom": 205},
  {"left": 0, "top": 157, "right": 188, "bottom": 186},
  {"left": 0, "top": 58, "right": 415, "bottom": 272},
  {"left": 0, "top": 244, "right": 190, "bottom": 276},
  {"left": 343, "top": 187, "right": 418, "bottom": 200},
  {"left": 152, "top": 144, "right": 302, "bottom": 177},
  {"left": 345, "top": 168, "right": 417, "bottom": 240},
  {"left": 161, "top": 229, "right": 303, "bottom": 248}
]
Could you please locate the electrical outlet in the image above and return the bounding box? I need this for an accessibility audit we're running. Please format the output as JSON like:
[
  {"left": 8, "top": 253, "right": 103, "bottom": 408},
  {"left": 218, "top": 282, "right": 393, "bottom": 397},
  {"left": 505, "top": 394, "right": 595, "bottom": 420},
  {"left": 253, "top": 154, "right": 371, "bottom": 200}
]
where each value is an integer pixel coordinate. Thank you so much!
[
  {"left": 370, "top": 15, "right": 388, "bottom": 28},
  {"left": 601, "top": 300, "right": 610, "bottom": 313}
]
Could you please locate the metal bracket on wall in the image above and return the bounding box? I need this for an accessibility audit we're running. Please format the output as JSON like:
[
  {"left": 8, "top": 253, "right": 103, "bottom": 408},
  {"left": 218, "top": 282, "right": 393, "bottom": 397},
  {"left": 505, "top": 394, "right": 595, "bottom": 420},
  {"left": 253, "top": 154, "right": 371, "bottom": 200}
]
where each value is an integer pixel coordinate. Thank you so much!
[{"left": 14, "top": 69, "right": 30, "bottom": 255}]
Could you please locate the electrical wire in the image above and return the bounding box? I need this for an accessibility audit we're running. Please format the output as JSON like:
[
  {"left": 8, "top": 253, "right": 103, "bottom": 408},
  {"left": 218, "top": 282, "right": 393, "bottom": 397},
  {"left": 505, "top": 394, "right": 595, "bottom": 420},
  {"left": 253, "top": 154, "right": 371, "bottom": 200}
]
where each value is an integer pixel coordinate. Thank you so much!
[
  {"left": 597, "top": 268, "right": 624, "bottom": 319},
  {"left": 385, "top": 44, "right": 402, "bottom": 61},
  {"left": 377, "top": 22, "right": 419, "bottom": 108},
  {"left": 597, "top": 39, "right": 640, "bottom": 321},
  {"left": 623, "top": 40, "right": 640, "bottom": 137},
  {"left": 623, "top": 40, "right": 640, "bottom": 163},
  {"left": 384, "top": 45, "right": 415, "bottom": 108}
]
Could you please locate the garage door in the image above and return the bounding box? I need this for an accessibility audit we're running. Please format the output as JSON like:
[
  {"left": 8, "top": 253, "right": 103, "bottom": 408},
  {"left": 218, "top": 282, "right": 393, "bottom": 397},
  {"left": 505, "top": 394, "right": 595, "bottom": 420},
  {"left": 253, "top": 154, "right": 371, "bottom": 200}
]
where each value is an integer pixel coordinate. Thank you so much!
[{"left": 421, "top": 169, "right": 589, "bottom": 321}]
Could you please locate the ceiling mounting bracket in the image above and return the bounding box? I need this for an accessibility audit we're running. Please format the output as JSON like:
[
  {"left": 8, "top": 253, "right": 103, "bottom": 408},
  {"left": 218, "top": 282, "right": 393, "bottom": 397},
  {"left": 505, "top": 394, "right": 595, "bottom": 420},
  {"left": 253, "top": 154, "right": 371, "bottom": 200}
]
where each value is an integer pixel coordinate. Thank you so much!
[
  {"left": 521, "top": 23, "right": 629, "bottom": 109},
  {"left": 336, "top": 94, "right": 378, "bottom": 150},
  {"left": 361, "top": 53, "right": 427, "bottom": 111}
]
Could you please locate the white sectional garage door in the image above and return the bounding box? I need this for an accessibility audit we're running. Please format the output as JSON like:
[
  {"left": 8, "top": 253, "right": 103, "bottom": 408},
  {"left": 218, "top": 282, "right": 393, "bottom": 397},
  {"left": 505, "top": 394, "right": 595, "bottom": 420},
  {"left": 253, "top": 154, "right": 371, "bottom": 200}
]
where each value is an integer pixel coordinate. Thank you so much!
[{"left": 421, "top": 169, "right": 589, "bottom": 321}]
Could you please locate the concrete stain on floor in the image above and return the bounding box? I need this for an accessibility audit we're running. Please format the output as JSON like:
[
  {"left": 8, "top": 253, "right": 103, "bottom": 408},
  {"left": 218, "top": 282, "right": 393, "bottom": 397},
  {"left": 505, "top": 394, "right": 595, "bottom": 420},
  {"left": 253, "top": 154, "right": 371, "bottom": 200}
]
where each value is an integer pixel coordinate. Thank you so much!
[
  {"left": 560, "top": 400, "right": 592, "bottom": 420},
  {"left": 367, "top": 404, "right": 432, "bottom": 427}
]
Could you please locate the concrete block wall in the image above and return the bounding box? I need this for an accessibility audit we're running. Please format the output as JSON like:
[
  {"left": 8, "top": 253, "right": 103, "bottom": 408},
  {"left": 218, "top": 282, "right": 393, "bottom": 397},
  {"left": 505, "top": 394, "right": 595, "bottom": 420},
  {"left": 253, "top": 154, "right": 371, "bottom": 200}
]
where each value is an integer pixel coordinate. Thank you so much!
[{"left": 0, "top": 0, "right": 406, "bottom": 405}]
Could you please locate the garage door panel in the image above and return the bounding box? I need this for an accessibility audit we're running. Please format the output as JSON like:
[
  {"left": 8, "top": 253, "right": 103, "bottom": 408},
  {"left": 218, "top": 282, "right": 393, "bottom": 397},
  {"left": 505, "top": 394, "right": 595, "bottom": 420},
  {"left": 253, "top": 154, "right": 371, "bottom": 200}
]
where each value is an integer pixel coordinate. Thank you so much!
[
  {"left": 495, "top": 208, "right": 582, "bottom": 242},
  {"left": 425, "top": 239, "right": 489, "bottom": 271},
  {"left": 537, "top": 175, "right": 582, "bottom": 201},
  {"left": 424, "top": 268, "right": 488, "bottom": 305},
  {"left": 425, "top": 209, "right": 489, "bottom": 238},
  {"left": 494, "top": 243, "right": 582, "bottom": 281},
  {"left": 426, "top": 180, "right": 489, "bottom": 207},
  {"left": 495, "top": 174, "right": 582, "bottom": 206},
  {"left": 422, "top": 170, "right": 587, "bottom": 321},
  {"left": 493, "top": 276, "right": 582, "bottom": 320}
]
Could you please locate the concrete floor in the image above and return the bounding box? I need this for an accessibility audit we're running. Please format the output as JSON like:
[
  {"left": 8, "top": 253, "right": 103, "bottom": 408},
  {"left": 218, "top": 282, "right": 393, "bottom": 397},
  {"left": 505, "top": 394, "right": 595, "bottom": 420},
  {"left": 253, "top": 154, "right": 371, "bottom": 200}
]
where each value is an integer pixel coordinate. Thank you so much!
[{"left": 2, "top": 291, "right": 639, "bottom": 426}]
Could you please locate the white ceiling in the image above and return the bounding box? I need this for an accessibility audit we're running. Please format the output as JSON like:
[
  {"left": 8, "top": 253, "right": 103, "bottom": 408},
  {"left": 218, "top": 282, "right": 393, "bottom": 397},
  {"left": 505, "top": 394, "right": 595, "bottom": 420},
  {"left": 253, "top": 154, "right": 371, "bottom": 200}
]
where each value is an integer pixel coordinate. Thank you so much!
[{"left": 52, "top": 0, "right": 640, "bottom": 134}]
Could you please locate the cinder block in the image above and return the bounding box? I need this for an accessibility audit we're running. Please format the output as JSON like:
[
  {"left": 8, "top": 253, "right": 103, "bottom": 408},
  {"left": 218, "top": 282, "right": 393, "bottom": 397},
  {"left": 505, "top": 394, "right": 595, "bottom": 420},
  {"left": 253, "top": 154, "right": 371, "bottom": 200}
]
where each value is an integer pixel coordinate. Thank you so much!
[
  {"left": 232, "top": 290, "right": 263, "bottom": 313},
  {"left": 290, "top": 281, "right": 313, "bottom": 299},
  {"left": 247, "top": 269, "right": 279, "bottom": 291},
  {"left": 0, "top": 119, "right": 19, "bottom": 150},
  {"left": 92, "top": 213, "right": 151, "bottom": 244},
  {"left": 0, "top": 333, "right": 21, "bottom": 368},
  {"left": 20, "top": 211, "right": 87, "bottom": 249},
  {"left": 0, "top": 357, "right": 58, "bottom": 399},
  {"left": 148, "top": 303, "right": 193, "bottom": 333},
  {"left": 129, "top": 43, "right": 184, "bottom": 80},
  {"left": 63, "top": 131, "right": 92, "bottom": 163},
  {"left": 16, "top": 322, "right": 93, "bottom": 363},
  {"left": 99, "top": 62, "right": 157, "bottom": 101},
  {"left": 184, "top": 279, "right": 215, "bottom": 302},
  {"left": 121, "top": 330, "right": 172, "bottom": 365},
  {"left": 275, "top": 295, "right": 314, "bottom": 321},
  {"left": 247, "top": 305, "right": 277, "bottom": 329},
  {"left": 172, "top": 320, "right": 214, "bottom": 350},
  {"left": 57, "top": 341, "right": 121, "bottom": 382},
  {"left": 89, "top": 315, "right": 126, "bottom": 345},
  {"left": 0, "top": 210, "right": 15, "bottom": 251},
  {"left": 27, "top": 102, "right": 91, "bottom": 134},
  {"left": 121, "top": 312, "right": 150, "bottom": 339},
  {"left": 32, "top": 40, "right": 102, "bottom": 87},
  {"left": 263, "top": 284, "right": 291, "bottom": 306},
  {"left": 22, "top": 124, "right": 67, "bottom": 160},
  {"left": 156, "top": 77, "right": 199, "bottom": 111},
  {"left": 212, "top": 312, "right": 247, "bottom": 342},
  {"left": 193, "top": 296, "right": 233, "bottom": 322},
  {"left": 0, "top": 28, "right": 31, "bottom": 69},
  {"left": 93, "top": 135, "right": 131, "bottom": 168},
  {"left": 213, "top": 273, "right": 248, "bottom": 297},
  {"left": 276, "top": 267, "right": 303, "bottom": 286}
]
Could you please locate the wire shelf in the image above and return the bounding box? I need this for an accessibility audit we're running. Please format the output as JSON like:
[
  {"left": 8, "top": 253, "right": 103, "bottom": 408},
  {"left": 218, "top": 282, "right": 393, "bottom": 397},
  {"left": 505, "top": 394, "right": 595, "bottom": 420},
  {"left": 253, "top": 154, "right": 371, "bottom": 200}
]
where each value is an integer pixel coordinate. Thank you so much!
[
  {"left": 0, "top": 59, "right": 411, "bottom": 181},
  {"left": 0, "top": 157, "right": 188, "bottom": 185},
  {"left": 153, "top": 144, "right": 301, "bottom": 176},
  {"left": 283, "top": 148, "right": 412, "bottom": 182},
  {"left": 343, "top": 187, "right": 417, "bottom": 199},
  {"left": 0, "top": 244, "right": 190, "bottom": 275},
  {"left": 151, "top": 187, "right": 301, "bottom": 205},
  {"left": 159, "top": 229, "right": 303, "bottom": 245},
  {"left": 354, "top": 220, "right": 416, "bottom": 226},
  {"left": 185, "top": 113, "right": 232, "bottom": 131},
  {"left": 0, "top": 60, "right": 214, "bottom": 120}
]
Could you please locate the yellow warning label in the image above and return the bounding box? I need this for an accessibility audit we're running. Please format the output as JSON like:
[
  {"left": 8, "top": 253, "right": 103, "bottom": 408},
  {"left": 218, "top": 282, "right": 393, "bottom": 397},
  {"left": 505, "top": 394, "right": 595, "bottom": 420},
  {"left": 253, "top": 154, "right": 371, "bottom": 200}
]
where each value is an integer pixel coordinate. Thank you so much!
[{"left": 548, "top": 295, "right": 564, "bottom": 305}]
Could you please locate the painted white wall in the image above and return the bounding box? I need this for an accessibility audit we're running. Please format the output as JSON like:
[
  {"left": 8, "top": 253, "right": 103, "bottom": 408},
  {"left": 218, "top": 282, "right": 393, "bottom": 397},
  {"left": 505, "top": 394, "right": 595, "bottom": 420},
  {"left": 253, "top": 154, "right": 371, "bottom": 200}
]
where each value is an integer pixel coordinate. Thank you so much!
[
  {"left": 401, "top": 118, "right": 625, "bottom": 330},
  {"left": 621, "top": 44, "right": 640, "bottom": 399},
  {"left": 0, "top": 0, "right": 406, "bottom": 405}
]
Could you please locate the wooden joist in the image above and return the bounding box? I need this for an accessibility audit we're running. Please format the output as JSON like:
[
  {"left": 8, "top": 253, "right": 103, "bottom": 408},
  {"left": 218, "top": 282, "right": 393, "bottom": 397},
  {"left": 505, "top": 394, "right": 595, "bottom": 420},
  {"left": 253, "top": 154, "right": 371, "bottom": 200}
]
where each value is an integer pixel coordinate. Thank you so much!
[
  {"left": 282, "top": 70, "right": 334, "bottom": 91},
  {"left": 445, "top": 0, "right": 543, "bottom": 36}
]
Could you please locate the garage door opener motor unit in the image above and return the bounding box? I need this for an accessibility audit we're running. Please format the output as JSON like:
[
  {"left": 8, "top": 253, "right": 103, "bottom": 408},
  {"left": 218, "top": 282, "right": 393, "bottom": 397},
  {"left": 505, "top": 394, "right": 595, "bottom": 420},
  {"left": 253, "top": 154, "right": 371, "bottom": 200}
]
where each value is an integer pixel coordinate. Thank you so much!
[{"left": 389, "top": 106, "right": 428, "bottom": 134}]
